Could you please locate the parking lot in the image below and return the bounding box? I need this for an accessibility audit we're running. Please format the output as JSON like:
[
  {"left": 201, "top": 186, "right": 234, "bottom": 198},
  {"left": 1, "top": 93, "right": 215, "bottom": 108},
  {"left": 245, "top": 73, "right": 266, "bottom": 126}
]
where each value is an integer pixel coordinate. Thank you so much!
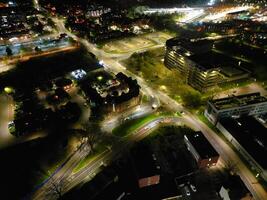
[{"left": 101, "top": 32, "right": 172, "bottom": 54}]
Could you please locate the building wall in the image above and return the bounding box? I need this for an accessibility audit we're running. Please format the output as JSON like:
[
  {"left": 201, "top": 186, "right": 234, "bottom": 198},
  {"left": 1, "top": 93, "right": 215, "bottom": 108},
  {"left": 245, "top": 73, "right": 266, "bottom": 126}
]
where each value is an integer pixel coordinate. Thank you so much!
[
  {"left": 164, "top": 47, "right": 190, "bottom": 79},
  {"left": 105, "top": 94, "right": 141, "bottom": 113},
  {"left": 216, "top": 122, "right": 267, "bottom": 181},
  {"left": 184, "top": 136, "right": 201, "bottom": 162},
  {"left": 184, "top": 135, "right": 219, "bottom": 168},
  {"left": 188, "top": 67, "right": 222, "bottom": 92},
  {"left": 164, "top": 47, "right": 222, "bottom": 91},
  {"left": 198, "top": 156, "right": 219, "bottom": 168},
  {"left": 205, "top": 101, "right": 267, "bottom": 125},
  {"left": 138, "top": 175, "right": 160, "bottom": 188}
]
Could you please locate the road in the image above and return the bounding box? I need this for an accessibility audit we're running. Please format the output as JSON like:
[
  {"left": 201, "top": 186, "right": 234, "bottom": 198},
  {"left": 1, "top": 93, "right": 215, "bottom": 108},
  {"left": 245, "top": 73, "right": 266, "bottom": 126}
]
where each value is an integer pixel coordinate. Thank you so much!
[
  {"left": 31, "top": 142, "right": 91, "bottom": 200},
  {"left": 95, "top": 43, "right": 267, "bottom": 200},
  {"left": 215, "top": 82, "right": 267, "bottom": 99},
  {"left": 30, "top": 5, "right": 267, "bottom": 200},
  {"left": 102, "top": 59, "right": 267, "bottom": 200},
  {"left": 58, "top": 116, "right": 187, "bottom": 197}
]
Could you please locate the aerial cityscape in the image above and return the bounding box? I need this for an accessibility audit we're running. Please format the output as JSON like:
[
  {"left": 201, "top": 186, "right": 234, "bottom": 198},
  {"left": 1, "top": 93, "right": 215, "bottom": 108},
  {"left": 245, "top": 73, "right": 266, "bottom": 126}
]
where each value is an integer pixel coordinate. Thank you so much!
[{"left": 0, "top": 0, "right": 267, "bottom": 199}]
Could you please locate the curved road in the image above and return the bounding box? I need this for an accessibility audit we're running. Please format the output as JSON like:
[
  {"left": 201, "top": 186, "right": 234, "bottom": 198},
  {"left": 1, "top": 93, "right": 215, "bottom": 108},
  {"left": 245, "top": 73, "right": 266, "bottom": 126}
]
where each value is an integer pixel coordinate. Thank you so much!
[{"left": 29, "top": 4, "right": 267, "bottom": 199}]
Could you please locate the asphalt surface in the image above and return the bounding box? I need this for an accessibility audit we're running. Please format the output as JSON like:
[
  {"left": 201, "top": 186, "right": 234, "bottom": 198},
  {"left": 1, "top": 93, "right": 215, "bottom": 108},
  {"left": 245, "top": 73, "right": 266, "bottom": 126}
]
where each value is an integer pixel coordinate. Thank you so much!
[{"left": 28, "top": 4, "right": 267, "bottom": 200}]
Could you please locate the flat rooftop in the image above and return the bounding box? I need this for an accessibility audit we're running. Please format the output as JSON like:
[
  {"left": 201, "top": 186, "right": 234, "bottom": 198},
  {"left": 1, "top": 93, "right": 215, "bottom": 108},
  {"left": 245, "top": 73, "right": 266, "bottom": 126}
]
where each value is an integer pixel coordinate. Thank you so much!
[
  {"left": 131, "top": 143, "right": 159, "bottom": 179},
  {"left": 166, "top": 38, "right": 213, "bottom": 55},
  {"left": 220, "top": 66, "right": 246, "bottom": 77},
  {"left": 189, "top": 50, "right": 244, "bottom": 71},
  {"left": 185, "top": 131, "right": 219, "bottom": 159},
  {"left": 210, "top": 92, "right": 267, "bottom": 110},
  {"left": 219, "top": 116, "right": 267, "bottom": 169}
]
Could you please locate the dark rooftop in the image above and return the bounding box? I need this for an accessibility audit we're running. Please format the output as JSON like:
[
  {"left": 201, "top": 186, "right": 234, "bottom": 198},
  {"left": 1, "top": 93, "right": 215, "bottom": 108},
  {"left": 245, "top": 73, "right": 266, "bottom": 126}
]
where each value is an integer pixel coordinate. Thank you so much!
[
  {"left": 210, "top": 92, "right": 267, "bottom": 110},
  {"left": 222, "top": 175, "right": 250, "bottom": 200},
  {"left": 219, "top": 116, "right": 267, "bottom": 169},
  {"left": 185, "top": 131, "right": 219, "bottom": 159},
  {"left": 189, "top": 51, "right": 239, "bottom": 70},
  {"left": 131, "top": 143, "right": 160, "bottom": 179},
  {"left": 166, "top": 37, "right": 213, "bottom": 55}
]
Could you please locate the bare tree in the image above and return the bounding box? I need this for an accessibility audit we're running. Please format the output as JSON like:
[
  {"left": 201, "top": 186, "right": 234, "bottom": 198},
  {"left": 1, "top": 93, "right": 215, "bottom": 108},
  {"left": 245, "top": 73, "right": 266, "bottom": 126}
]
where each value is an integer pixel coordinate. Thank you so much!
[
  {"left": 38, "top": 168, "right": 64, "bottom": 199},
  {"left": 80, "top": 122, "right": 103, "bottom": 152},
  {"left": 49, "top": 177, "right": 63, "bottom": 199},
  {"left": 224, "top": 160, "right": 238, "bottom": 175}
]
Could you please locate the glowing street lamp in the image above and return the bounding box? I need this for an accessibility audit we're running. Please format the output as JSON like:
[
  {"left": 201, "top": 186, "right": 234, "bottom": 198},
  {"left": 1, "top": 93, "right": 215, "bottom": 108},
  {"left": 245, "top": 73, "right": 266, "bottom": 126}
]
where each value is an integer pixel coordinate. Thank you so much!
[
  {"left": 97, "top": 76, "right": 103, "bottom": 81},
  {"left": 4, "top": 87, "right": 14, "bottom": 94}
]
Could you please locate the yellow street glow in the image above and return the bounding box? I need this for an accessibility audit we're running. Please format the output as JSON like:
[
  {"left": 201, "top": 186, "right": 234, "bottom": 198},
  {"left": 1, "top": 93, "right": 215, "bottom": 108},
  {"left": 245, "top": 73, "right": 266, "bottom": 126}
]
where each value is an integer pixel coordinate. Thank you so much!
[{"left": 4, "top": 87, "right": 13, "bottom": 94}]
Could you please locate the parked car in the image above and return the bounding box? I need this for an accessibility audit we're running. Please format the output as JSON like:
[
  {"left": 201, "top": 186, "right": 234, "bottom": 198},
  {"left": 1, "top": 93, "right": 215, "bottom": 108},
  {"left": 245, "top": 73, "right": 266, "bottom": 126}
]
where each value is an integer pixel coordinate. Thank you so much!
[
  {"left": 184, "top": 186, "right": 191, "bottom": 196},
  {"left": 190, "top": 184, "right": 197, "bottom": 192}
]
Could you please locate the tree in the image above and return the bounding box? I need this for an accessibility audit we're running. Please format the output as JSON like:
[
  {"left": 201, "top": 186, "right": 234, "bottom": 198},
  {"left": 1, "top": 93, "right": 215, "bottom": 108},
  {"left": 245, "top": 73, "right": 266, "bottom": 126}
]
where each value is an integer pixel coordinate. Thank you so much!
[
  {"left": 50, "top": 179, "right": 63, "bottom": 198},
  {"left": 38, "top": 168, "right": 63, "bottom": 199},
  {"left": 181, "top": 91, "right": 202, "bottom": 109},
  {"left": 35, "top": 46, "right": 41, "bottom": 52},
  {"left": 80, "top": 122, "right": 103, "bottom": 152},
  {"left": 6, "top": 47, "right": 12, "bottom": 56}
]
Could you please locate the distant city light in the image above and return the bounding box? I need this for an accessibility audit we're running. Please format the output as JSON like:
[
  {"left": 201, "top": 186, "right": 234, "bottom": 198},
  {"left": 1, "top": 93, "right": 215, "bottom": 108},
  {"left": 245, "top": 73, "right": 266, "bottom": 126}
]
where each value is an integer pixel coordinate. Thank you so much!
[
  {"left": 207, "top": 0, "right": 216, "bottom": 6},
  {"left": 9, "top": 37, "right": 18, "bottom": 42}
]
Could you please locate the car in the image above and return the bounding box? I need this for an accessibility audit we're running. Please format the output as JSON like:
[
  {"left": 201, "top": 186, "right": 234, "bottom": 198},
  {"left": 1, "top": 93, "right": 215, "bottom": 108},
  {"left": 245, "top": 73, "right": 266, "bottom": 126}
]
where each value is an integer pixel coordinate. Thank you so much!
[
  {"left": 124, "top": 117, "right": 130, "bottom": 121},
  {"left": 152, "top": 103, "right": 157, "bottom": 109},
  {"left": 184, "top": 186, "right": 191, "bottom": 196},
  {"left": 190, "top": 184, "right": 197, "bottom": 192}
]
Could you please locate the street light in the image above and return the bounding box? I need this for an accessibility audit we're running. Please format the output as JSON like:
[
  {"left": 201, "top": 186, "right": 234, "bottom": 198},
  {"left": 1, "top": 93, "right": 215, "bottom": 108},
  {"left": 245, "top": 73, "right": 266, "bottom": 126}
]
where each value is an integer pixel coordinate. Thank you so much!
[
  {"left": 97, "top": 76, "right": 103, "bottom": 81},
  {"left": 4, "top": 87, "right": 14, "bottom": 94}
]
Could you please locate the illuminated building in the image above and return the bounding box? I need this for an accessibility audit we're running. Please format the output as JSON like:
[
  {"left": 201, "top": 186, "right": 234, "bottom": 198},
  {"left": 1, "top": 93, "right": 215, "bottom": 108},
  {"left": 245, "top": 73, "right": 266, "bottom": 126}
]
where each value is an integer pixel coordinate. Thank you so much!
[
  {"left": 205, "top": 92, "right": 267, "bottom": 125},
  {"left": 164, "top": 37, "right": 251, "bottom": 91},
  {"left": 164, "top": 38, "right": 223, "bottom": 91}
]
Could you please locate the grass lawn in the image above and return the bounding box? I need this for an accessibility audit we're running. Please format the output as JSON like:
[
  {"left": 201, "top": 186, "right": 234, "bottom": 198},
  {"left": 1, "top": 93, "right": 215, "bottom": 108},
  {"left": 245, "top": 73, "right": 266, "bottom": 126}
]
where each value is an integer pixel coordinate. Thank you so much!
[
  {"left": 197, "top": 113, "right": 220, "bottom": 133},
  {"left": 121, "top": 48, "right": 205, "bottom": 110},
  {"left": 122, "top": 48, "right": 203, "bottom": 101},
  {"left": 219, "top": 79, "right": 252, "bottom": 91},
  {"left": 141, "top": 94, "right": 149, "bottom": 103},
  {"left": 122, "top": 47, "right": 262, "bottom": 111},
  {"left": 112, "top": 113, "right": 160, "bottom": 137}
]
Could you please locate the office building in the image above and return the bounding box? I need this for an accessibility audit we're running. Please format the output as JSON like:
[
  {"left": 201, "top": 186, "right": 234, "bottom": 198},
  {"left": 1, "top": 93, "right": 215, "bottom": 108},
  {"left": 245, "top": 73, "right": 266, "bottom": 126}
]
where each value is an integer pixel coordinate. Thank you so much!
[
  {"left": 164, "top": 37, "right": 250, "bottom": 91},
  {"left": 217, "top": 116, "right": 267, "bottom": 181},
  {"left": 184, "top": 131, "right": 219, "bottom": 168},
  {"left": 205, "top": 92, "right": 267, "bottom": 125}
]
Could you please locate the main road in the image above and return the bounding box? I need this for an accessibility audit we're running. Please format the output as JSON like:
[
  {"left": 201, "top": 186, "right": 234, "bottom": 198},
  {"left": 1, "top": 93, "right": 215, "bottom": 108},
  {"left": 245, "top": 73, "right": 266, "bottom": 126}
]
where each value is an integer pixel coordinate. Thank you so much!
[
  {"left": 102, "top": 58, "right": 267, "bottom": 200},
  {"left": 30, "top": 4, "right": 267, "bottom": 199},
  {"left": 72, "top": 31, "right": 267, "bottom": 200}
]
